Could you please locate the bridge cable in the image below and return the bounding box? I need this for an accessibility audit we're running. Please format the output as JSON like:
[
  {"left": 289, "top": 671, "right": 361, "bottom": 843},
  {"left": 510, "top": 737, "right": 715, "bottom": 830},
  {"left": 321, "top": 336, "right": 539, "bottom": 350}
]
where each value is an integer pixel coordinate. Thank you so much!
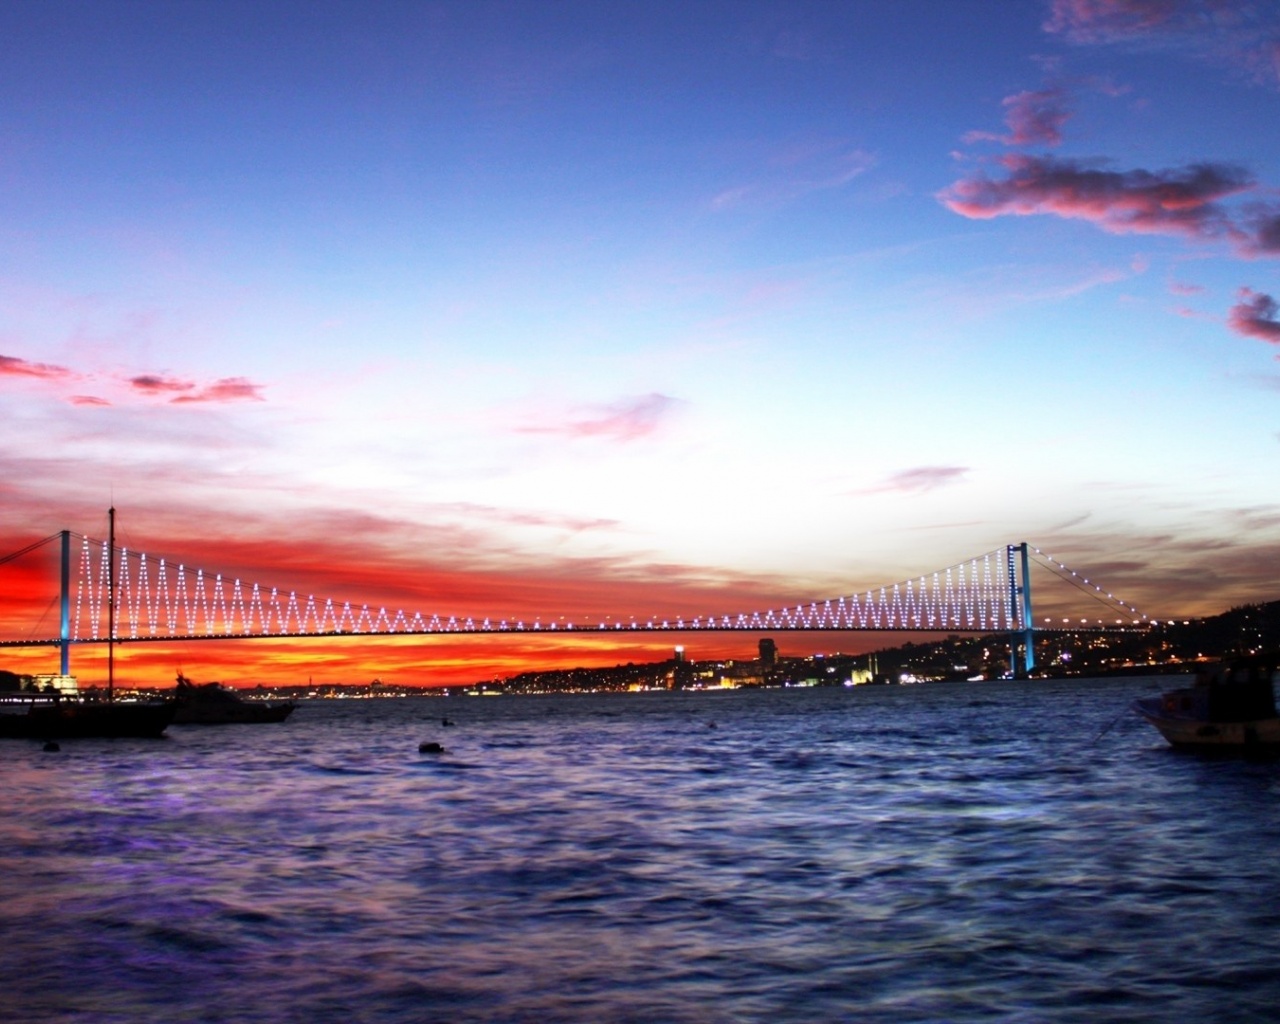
[
  {"left": 0, "top": 533, "right": 61, "bottom": 567},
  {"left": 26, "top": 593, "right": 62, "bottom": 641},
  {"left": 1028, "top": 551, "right": 1147, "bottom": 620}
]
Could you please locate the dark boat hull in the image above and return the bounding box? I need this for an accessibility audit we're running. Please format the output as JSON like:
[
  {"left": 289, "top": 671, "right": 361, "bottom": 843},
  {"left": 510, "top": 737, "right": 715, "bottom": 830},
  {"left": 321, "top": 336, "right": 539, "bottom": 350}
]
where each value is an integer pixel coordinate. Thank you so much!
[
  {"left": 1132, "top": 654, "right": 1280, "bottom": 750},
  {"left": 0, "top": 700, "right": 175, "bottom": 739},
  {"left": 170, "top": 674, "right": 295, "bottom": 725},
  {"left": 1132, "top": 695, "right": 1280, "bottom": 748},
  {"left": 172, "top": 702, "right": 294, "bottom": 725}
]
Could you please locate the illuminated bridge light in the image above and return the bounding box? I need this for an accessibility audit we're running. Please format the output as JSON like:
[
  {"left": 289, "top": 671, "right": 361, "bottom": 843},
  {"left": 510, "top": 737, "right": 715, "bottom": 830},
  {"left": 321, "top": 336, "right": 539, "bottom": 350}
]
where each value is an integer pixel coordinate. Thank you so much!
[{"left": 21, "top": 535, "right": 1158, "bottom": 646}]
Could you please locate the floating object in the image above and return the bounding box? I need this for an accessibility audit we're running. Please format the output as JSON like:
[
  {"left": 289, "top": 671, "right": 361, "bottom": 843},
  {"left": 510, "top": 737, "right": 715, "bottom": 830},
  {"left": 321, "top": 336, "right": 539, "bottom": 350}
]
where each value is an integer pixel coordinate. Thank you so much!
[
  {"left": 418, "top": 741, "right": 444, "bottom": 754},
  {"left": 441, "top": 718, "right": 454, "bottom": 726},
  {"left": 0, "top": 696, "right": 175, "bottom": 740},
  {"left": 172, "top": 672, "right": 295, "bottom": 725},
  {"left": 42, "top": 740, "right": 60, "bottom": 752},
  {"left": 1132, "top": 653, "right": 1280, "bottom": 749}
]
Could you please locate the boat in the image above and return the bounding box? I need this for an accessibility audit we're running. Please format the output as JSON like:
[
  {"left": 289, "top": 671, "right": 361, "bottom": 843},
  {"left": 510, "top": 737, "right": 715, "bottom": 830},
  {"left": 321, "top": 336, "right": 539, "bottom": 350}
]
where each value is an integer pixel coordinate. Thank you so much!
[
  {"left": 0, "top": 507, "right": 176, "bottom": 741},
  {"left": 0, "top": 693, "right": 175, "bottom": 739},
  {"left": 1132, "top": 653, "right": 1280, "bottom": 749},
  {"left": 171, "top": 672, "right": 295, "bottom": 724}
]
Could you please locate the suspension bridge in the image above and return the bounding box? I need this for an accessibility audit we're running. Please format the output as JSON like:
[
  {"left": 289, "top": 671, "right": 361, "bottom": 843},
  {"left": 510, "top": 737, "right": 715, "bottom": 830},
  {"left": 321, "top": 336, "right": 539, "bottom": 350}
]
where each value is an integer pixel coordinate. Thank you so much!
[{"left": 0, "top": 524, "right": 1153, "bottom": 678}]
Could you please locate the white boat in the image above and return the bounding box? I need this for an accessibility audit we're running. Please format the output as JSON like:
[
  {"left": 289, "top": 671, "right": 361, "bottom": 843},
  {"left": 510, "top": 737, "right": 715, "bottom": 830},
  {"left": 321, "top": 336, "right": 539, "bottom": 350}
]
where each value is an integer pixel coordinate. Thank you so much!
[{"left": 1132, "top": 654, "right": 1279, "bottom": 749}]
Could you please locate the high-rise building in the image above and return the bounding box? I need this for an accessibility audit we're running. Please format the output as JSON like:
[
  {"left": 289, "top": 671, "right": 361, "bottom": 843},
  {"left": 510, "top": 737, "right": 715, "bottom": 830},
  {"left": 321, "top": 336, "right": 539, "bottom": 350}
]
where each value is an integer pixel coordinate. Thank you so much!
[{"left": 758, "top": 638, "right": 777, "bottom": 667}]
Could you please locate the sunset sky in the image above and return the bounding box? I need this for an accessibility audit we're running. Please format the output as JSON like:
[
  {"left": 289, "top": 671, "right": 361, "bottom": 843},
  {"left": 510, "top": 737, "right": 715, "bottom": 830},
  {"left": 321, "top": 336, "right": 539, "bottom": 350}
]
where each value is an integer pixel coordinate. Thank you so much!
[{"left": 2, "top": 0, "right": 1278, "bottom": 687}]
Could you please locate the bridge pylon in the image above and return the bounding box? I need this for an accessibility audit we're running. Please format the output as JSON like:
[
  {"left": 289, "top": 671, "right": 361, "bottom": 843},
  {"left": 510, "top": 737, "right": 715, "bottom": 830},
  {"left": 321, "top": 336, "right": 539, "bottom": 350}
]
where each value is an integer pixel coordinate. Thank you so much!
[
  {"left": 1008, "top": 541, "right": 1035, "bottom": 677},
  {"left": 59, "top": 529, "right": 71, "bottom": 676}
]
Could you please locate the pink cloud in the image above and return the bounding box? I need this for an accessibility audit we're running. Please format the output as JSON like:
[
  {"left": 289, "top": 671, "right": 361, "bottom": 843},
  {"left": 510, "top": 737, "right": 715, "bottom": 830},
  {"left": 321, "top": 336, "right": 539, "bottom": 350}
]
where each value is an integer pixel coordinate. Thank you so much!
[
  {"left": 965, "top": 88, "right": 1072, "bottom": 147},
  {"left": 0, "top": 354, "right": 74, "bottom": 381},
  {"left": 1227, "top": 288, "right": 1280, "bottom": 343},
  {"left": 1243, "top": 206, "right": 1280, "bottom": 255},
  {"left": 1045, "top": 0, "right": 1280, "bottom": 87},
  {"left": 856, "top": 466, "right": 970, "bottom": 496},
  {"left": 1168, "top": 280, "right": 1204, "bottom": 295},
  {"left": 4, "top": 356, "right": 267, "bottom": 407},
  {"left": 437, "top": 502, "right": 619, "bottom": 534},
  {"left": 1044, "top": 0, "right": 1180, "bottom": 42},
  {"left": 129, "top": 373, "right": 265, "bottom": 403},
  {"left": 129, "top": 374, "right": 195, "bottom": 396},
  {"left": 171, "top": 377, "right": 266, "bottom": 404},
  {"left": 518, "top": 393, "right": 679, "bottom": 442},
  {"left": 940, "top": 154, "right": 1253, "bottom": 242}
]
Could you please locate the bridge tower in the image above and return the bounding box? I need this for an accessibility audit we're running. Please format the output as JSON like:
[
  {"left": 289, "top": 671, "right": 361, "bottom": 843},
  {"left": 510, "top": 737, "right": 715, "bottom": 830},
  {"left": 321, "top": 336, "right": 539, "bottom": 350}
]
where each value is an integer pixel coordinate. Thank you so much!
[
  {"left": 1008, "top": 542, "right": 1035, "bottom": 677},
  {"left": 59, "top": 529, "right": 71, "bottom": 677}
]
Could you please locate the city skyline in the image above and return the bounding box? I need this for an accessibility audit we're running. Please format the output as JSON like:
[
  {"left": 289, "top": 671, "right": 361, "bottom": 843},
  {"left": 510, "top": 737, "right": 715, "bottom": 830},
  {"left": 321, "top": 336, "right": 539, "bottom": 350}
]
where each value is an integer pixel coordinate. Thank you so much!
[{"left": 2, "top": 0, "right": 1278, "bottom": 686}]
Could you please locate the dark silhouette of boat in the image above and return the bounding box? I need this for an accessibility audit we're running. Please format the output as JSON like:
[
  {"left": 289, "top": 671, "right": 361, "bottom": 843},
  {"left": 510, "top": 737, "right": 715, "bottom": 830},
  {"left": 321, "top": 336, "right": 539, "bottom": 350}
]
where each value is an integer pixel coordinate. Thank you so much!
[
  {"left": 0, "top": 694, "right": 175, "bottom": 739},
  {"left": 1132, "top": 653, "right": 1280, "bottom": 749},
  {"left": 172, "top": 673, "right": 296, "bottom": 724}
]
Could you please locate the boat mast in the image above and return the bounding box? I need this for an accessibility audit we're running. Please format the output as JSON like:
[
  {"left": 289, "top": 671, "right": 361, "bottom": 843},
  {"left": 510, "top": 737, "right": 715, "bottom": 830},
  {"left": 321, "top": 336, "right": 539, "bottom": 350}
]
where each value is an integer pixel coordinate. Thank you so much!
[{"left": 107, "top": 506, "right": 115, "bottom": 702}]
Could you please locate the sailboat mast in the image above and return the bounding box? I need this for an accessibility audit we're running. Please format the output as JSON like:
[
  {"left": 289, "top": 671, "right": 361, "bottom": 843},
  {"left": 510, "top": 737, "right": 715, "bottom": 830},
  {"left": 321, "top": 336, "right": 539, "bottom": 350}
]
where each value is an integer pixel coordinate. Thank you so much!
[{"left": 107, "top": 506, "right": 115, "bottom": 702}]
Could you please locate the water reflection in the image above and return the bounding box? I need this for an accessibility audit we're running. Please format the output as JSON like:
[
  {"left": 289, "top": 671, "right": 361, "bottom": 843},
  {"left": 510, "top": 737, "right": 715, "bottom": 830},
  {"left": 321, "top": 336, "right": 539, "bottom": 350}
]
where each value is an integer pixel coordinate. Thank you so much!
[{"left": 2, "top": 679, "right": 1279, "bottom": 1022}]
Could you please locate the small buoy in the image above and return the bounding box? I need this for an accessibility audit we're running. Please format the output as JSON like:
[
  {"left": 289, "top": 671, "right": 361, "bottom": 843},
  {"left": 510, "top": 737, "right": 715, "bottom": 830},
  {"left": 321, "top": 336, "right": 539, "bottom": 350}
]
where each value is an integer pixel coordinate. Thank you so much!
[
  {"left": 707, "top": 721, "right": 718, "bottom": 730},
  {"left": 418, "top": 741, "right": 444, "bottom": 754},
  {"left": 441, "top": 718, "right": 454, "bottom": 727},
  {"left": 42, "top": 740, "right": 60, "bottom": 752}
]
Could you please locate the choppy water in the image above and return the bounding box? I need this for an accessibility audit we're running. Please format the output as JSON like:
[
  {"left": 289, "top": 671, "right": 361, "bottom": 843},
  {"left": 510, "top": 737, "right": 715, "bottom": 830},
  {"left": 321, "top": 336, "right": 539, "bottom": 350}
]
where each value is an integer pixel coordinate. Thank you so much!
[{"left": 3, "top": 677, "right": 1280, "bottom": 1023}]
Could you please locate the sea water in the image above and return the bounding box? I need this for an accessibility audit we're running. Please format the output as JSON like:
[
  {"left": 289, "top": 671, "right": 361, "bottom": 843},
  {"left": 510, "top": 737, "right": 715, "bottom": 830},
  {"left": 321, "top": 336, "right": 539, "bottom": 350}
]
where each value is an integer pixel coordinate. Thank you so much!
[{"left": 2, "top": 677, "right": 1279, "bottom": 1023}]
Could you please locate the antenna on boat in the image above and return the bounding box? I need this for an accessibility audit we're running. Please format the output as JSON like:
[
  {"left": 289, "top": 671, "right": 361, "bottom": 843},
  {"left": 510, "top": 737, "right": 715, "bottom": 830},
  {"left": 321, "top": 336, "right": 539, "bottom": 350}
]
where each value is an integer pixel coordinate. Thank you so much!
[{"left": 107, "top": 505, "right": 115, "bottom": 703}]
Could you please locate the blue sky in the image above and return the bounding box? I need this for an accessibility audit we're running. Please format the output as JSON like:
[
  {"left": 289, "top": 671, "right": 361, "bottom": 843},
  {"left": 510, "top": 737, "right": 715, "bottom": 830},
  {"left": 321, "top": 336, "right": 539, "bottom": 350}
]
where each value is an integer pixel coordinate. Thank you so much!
[{"left": 2, "top": 0, "right": 1278, "bottom": 681}]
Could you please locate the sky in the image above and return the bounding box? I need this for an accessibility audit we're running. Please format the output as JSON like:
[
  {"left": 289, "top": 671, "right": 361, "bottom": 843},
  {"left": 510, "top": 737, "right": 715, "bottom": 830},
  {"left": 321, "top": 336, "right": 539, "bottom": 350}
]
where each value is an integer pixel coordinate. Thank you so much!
[{"left": 2, "top": 0, "right": 1279, "bottom": 687}]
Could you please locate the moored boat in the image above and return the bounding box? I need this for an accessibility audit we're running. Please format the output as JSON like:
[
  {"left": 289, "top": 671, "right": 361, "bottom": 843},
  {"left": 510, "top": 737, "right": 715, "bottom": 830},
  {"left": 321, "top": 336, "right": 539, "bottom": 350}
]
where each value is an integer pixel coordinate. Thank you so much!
[
  {"left": 172, "top": 672, "right": 295, "bottom": 725},
  {"left": 1132, "top": 653, "right": 1280, "bottom": 749},
  {"left": 0, "top": 694, "right": 175, "bottom": 739}
]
